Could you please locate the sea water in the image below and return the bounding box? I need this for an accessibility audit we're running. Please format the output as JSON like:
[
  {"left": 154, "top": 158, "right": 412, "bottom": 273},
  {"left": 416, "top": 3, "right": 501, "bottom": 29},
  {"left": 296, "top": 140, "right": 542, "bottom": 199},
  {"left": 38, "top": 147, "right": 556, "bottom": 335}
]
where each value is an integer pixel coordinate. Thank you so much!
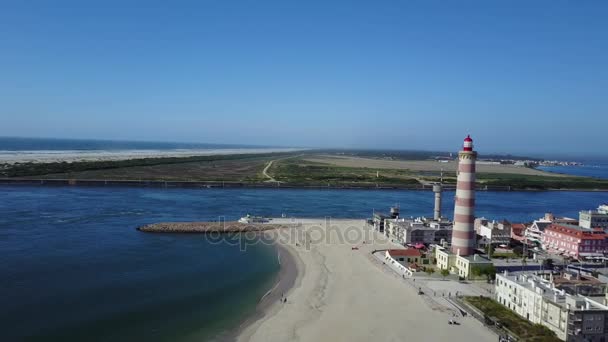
[{"left": 1, "top": 186, "right": 607, "bottom": 341}]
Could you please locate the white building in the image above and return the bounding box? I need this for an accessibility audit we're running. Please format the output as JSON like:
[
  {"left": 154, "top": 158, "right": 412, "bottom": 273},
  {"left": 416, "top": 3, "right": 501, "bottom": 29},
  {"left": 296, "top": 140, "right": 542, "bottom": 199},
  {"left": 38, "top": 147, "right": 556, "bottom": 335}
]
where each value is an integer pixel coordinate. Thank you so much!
[
  {"left": 496, "top": 272, "right": 608, "bottom": 341},
  {"left": 385, "top": 217, "right": 453, "bottom": 245},
  {"left": 580, "top": 205, "right": 608, "bottom": 231},
  {"left": 435, "top": 246, "right": 493, "bottom": 279},
  {"left": 475, "top": 218, "right": 512, "bottom": 245}
]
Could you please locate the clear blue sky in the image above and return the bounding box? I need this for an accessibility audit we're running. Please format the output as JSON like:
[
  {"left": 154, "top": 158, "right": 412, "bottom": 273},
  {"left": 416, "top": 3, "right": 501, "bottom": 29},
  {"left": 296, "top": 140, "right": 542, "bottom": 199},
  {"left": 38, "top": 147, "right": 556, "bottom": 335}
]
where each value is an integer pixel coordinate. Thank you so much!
[{"left": 1, "top": 1, "right": 606, "bottom": 156}]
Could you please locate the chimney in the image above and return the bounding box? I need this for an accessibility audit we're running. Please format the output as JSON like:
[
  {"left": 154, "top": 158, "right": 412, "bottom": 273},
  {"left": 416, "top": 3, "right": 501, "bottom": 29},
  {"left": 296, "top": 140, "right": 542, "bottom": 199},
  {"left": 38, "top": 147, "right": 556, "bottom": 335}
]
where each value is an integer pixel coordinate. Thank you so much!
[{"left": 473, "top": 254, "right": 478, "bottom": 261}]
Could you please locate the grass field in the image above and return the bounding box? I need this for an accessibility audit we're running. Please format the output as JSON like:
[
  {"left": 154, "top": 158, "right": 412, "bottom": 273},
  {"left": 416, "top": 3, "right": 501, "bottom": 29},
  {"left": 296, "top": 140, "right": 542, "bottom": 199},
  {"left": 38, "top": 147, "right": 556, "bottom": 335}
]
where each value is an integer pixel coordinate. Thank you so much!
[{"left": 268, "top": 157, "right": 420, "bottom": 186}]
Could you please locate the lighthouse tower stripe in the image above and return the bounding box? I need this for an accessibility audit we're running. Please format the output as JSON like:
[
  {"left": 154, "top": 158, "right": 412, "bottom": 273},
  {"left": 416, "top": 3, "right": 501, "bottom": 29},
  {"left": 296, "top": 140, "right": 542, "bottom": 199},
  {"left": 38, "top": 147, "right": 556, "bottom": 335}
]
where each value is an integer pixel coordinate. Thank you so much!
[{"left": 451, "top": 135, "right": 477, "bottom": 256}]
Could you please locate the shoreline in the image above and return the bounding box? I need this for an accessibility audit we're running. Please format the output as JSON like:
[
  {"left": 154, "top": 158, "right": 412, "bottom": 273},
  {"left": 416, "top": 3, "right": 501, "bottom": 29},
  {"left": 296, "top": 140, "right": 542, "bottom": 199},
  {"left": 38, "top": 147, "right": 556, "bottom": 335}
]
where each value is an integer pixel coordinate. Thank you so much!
[{"left": 228, "top": 240, "right": 302, "bottom": 342}]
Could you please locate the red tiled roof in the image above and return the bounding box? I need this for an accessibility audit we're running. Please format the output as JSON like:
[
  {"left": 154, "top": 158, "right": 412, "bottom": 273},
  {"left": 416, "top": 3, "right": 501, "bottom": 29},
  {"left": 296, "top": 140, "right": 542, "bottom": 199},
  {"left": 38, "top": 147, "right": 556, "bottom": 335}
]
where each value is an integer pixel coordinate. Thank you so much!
[
  {"left": 387, "top": 249, "right": 421, "bottom": 257},
  {"left": 546, "top": 224, "right": 608, "bottom": 240}
]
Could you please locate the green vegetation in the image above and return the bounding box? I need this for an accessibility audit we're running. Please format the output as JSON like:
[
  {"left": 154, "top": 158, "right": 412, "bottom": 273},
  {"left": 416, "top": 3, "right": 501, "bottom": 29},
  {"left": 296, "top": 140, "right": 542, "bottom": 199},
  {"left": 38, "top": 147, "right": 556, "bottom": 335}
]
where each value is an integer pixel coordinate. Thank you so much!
[
  {"left": 0, "top": 152, "right": 295, "bottom": 178},
  {"left": 2, "top": 151, "right": 607, "bottom": 191},
  {"left": 470, "top": 265, "right": 497, "bottom": 280},
  {"left": 269, "top": 158, "right": 421, "bottom": 186},
  {"left": 440, "top": 269, "right": 450, "bottom": 278},
  {"left": 464, "top": 296, "right": 561, "bottom": 342},
  {"left": 491, "top": 252, "right": 518, "bottom": 259},
  {"left": 425, "top": 267, "right": 436, "bottom": 276},
  {"left": 477, "top": 173, "right": 608, "bottom": 190}
]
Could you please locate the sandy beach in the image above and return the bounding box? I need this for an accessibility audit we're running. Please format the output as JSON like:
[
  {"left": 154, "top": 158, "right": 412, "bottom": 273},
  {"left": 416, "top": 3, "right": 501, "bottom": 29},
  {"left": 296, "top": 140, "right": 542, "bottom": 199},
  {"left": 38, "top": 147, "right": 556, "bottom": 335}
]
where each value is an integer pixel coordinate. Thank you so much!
[
  {"left": 0, "top": 148, "right": 301, "bottom": 164},
  {"left": 237, "top": 219, "right": 495, "bottom": 342}
]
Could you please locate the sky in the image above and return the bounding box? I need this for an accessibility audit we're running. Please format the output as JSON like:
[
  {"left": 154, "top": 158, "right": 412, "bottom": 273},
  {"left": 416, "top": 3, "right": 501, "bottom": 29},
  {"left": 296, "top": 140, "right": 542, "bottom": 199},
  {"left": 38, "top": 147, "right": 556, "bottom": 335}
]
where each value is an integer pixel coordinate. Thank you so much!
[{"left": 0, "top": 0, "right": 606, "bottom": 156}]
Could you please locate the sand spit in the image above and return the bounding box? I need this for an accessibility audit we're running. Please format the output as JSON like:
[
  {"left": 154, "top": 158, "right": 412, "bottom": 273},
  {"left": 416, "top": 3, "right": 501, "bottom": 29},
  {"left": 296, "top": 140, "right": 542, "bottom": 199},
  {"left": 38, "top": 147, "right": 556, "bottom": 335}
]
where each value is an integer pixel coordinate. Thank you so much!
[
  {"left": 137, "top": 221, "right": 293, "bottom": 233},
  {"left": 0, "top": 148, "right": 301, "bottom": 164}
]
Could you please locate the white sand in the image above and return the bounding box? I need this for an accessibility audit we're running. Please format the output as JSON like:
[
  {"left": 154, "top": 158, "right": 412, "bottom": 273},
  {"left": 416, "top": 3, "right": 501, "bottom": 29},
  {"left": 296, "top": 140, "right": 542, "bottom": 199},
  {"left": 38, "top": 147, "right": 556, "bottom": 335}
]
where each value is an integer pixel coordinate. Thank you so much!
[
  {"left": 238, "top": 219, "right": 495, "bottom": 342},
  {"left": 0, "top": 148, "right": 301, "bottom": 164}
]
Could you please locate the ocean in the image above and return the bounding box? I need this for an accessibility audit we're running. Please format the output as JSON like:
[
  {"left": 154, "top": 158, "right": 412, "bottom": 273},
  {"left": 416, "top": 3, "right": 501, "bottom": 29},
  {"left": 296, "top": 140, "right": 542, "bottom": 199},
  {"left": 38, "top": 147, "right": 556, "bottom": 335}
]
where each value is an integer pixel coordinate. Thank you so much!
[
  {"left": 2, "top": 186, "right": 608, "bottom": 341},
  {"left": 0, "top": 137, "right": 263, "bottom": 151}
]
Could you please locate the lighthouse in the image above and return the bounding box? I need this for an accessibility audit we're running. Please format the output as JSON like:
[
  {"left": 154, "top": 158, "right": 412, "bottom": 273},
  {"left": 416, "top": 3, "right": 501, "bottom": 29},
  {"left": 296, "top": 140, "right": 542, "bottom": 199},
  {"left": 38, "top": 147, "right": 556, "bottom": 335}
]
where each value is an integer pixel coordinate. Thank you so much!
[{"left": 451, "top": 135, "right": 477, "bottom": 256}]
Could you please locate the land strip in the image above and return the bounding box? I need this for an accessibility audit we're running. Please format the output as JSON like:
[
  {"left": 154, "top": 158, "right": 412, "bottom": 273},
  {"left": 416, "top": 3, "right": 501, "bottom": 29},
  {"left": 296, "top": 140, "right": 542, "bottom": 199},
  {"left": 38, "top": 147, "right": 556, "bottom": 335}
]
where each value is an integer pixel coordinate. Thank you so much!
[{"left": 2, "top": 152, "right": 607, "bottom": 191}]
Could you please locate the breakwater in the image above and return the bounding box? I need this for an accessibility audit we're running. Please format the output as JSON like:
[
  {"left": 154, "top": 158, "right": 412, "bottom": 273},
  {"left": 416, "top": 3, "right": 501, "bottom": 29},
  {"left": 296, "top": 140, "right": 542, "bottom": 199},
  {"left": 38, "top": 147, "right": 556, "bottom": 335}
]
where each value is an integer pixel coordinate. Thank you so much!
[{"left": 137, "top": 221, "right": 293, "bottom": 233}]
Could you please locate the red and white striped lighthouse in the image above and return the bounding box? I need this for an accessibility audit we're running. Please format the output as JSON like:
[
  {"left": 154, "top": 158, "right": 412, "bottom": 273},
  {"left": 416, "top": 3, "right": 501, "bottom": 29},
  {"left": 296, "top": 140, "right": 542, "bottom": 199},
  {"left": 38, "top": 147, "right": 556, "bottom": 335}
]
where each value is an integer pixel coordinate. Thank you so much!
[{"left": 451, "top": 135, "right": 477, "bottom": 256}]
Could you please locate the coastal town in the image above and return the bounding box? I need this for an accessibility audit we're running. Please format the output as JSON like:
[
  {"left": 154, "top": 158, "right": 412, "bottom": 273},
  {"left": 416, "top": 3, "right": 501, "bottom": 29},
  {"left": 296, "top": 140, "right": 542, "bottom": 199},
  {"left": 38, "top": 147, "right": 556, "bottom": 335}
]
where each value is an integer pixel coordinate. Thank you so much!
[
  {"left": 367, "top": 136, "right": 608, "bottom": 341},
  {"left": 138, "top": 136, "right": 608, "bottom": 342}
]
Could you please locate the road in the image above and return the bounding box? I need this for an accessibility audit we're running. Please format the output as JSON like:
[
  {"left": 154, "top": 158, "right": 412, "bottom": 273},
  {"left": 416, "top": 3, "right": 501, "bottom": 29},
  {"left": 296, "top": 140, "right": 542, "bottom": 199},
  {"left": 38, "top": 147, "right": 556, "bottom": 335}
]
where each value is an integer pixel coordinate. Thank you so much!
[{"left": 262, "top": 160, "right": 277, "bottom": 182}]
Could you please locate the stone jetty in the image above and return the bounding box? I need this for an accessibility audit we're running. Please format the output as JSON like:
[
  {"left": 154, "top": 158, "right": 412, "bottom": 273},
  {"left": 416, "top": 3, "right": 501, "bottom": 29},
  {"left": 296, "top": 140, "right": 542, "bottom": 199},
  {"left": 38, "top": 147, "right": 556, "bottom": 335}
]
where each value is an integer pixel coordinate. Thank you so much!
[{"left": 137, "top": 221, "right": 292, "bottom": 233}]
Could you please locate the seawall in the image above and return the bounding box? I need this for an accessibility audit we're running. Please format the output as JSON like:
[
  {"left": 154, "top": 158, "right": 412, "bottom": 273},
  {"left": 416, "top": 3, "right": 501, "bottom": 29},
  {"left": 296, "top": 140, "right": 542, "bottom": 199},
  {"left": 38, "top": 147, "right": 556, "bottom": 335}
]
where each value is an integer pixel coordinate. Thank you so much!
[{"left": 137, "top": 221, "right": 293, "bottom": 233}]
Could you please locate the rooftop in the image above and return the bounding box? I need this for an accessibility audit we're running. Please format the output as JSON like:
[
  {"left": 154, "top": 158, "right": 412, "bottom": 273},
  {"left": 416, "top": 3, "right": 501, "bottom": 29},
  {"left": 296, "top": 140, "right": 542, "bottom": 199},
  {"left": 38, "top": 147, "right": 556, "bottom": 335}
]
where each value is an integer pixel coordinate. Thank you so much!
[
  {"left": 497, "top": 272, "right": 608, "bottom": 311},
  {"left": 547, "top": 223, "right": 607, "bottom": 239},
  {"left": 459, "top": 254, "right": 493, "bottom": 263},
  {"left": 387, "top": 249, "right": 422, "bottom": 257}
]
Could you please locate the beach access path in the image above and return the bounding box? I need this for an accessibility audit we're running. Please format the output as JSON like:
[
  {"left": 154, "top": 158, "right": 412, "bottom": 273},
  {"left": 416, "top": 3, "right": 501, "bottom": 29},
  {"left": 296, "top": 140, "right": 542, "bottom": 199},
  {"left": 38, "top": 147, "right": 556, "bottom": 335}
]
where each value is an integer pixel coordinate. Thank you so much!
[{"left": 238, "top": 219, "right": 495, "bottom": 342}]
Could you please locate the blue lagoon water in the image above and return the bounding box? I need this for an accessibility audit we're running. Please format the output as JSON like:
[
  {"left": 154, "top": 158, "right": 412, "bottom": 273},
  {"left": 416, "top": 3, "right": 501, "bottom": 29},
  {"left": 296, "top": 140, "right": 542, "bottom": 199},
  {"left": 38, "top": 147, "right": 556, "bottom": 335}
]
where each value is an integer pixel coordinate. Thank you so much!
[
  {"left": 2, "top": 186, "right": 608, "bottom": 341},
  {"left": 537, "top": 162, "right": 608, "bottom": 179}
]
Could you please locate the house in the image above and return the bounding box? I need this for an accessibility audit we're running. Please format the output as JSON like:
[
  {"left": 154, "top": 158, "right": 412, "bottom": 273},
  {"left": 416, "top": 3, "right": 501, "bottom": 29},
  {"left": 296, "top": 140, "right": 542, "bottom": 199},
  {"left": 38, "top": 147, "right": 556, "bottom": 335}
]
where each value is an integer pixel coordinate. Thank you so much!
[
  {"left": 385, "top": 248, "right": 422, "bottom": 267},
  {"left": 435, "top": 246, "right": 493, "bottom": 279}
]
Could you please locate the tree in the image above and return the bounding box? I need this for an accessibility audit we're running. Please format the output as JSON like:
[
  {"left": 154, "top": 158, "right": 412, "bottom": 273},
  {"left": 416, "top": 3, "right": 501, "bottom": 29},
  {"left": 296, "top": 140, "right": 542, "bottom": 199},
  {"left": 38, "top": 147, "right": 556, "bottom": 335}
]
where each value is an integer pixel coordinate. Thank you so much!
[
  {"left": 440, "top": 269, "right": 450, "bottom": 279},
  {"left": 471, "top": 265, "right": 483, "bottom": 278},
  {"left": 484, "top": 265, "right": 497, "bottom": 281},
  {"left": 484, "top": 243, "right": 494, "bottom": 258},
  {"left": 426, "top": 267, "right": 436, "bottom": 276}
]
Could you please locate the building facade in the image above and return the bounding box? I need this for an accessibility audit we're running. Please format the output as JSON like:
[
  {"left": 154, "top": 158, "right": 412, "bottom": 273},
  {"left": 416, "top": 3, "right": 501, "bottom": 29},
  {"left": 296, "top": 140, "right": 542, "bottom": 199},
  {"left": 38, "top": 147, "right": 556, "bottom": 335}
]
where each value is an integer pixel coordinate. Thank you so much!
[
  {"left": 475, "top": 218, "right": 512, "bottom": 245},
  {"left": 435, "top": 246, "right": 493, "bottom": 279},
  {"left": 496, "top": 272, "right": 608, "bottom": 341},
  {"left": 385, "top": 217, "right": 453, "bottom": 245},
  {"left": 580, "top": 205, "right": 608, "bottom": 230},
  {"left": 541, "top": 223, "right": 608, "bottom": 258}
]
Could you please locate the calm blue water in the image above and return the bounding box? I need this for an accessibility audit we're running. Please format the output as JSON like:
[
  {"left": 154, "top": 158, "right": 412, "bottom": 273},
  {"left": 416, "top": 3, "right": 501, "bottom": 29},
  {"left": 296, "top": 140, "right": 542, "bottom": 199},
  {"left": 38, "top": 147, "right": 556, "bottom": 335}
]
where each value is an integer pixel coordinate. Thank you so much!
[
  {"left": 537, "top": 163, "right": 608, "bottom": 179},
  {"left": 0, "top": 136, "right": 264, "bottom": 151},
  {"left": 1, "top": 186, "right": 608, "bottom": 341}
]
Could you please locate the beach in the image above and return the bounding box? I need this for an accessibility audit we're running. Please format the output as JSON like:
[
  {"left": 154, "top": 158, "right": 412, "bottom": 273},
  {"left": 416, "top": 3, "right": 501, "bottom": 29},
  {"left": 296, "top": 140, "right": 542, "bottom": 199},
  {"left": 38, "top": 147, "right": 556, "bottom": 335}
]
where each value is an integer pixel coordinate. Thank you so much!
[
  {"left": 237, "top": 219, "right": 495, "bottom": 342},
  {"left": 0, "top": 148, "right": 301, "bottom": 164}
]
